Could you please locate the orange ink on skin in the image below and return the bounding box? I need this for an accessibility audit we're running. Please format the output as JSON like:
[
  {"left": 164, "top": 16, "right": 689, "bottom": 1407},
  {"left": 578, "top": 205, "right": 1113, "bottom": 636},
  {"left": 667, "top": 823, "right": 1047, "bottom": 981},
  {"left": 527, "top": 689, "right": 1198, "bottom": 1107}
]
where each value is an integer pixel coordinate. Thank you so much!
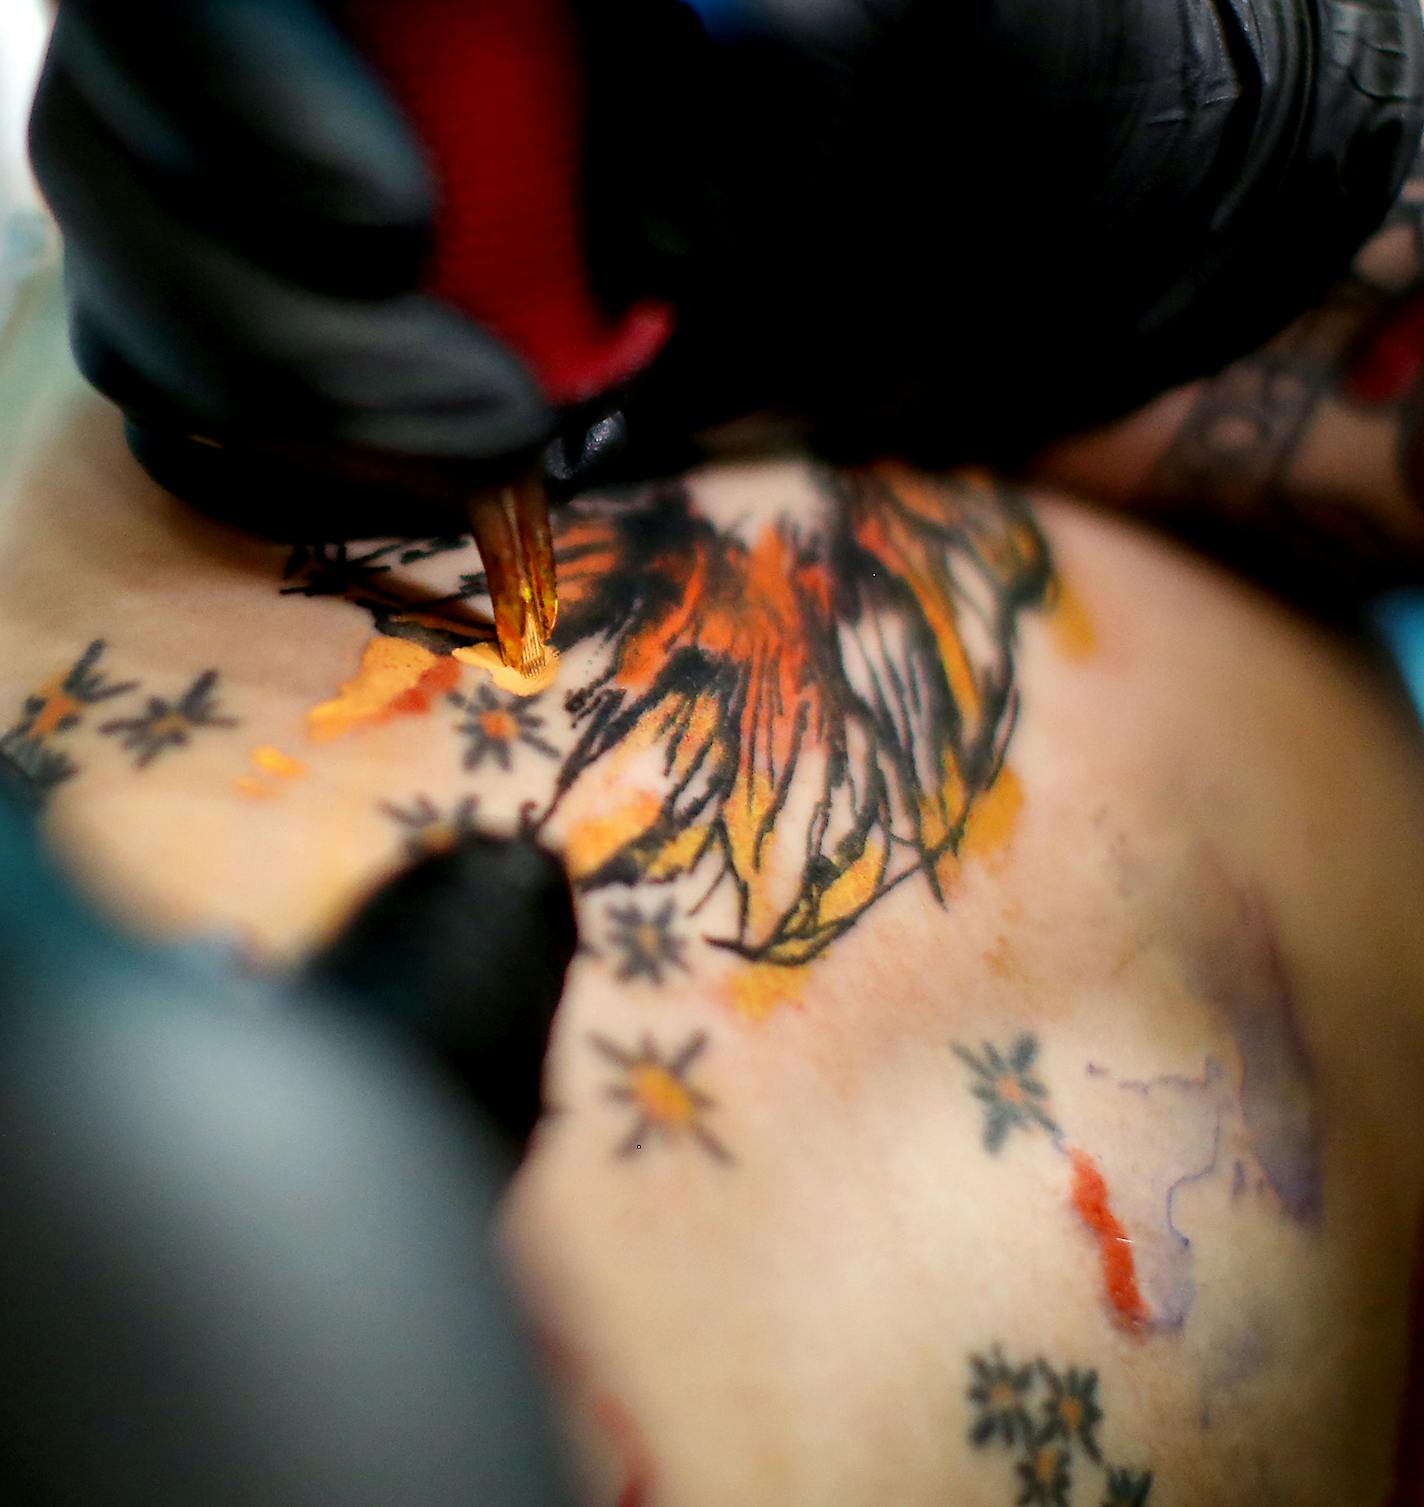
[
  {"left": 530, "top": 471, "right": 1050, "bottom": 965},
  {"left": 29, "top": 677, "right": 80, "bottom": 739},
  {"left": 1068, "top": 1146, "right": 1152, "bottom": 1331},
  {"left": 251, "top": 745, "right": 307, "bottom": 779},
  {"left": 1049, "top": 578, "right": 1097, "bottom": 659},
  {"left": 727, "top": 963, "right": 810, "bottom": 1021},
  {"left": 234, "top": 775, "right": 278, "bottom": 801},
  {"left": 453, "top": 640, "right": 560, "bottom": 695},
  {"left": 564, "top": 791, "right": 664, "bottom": 879},
  {"left": 306, "top": 638, "right": 460, "bottom": 741},
  {"left": 959, "top": 766, "right": 1023, "bottom": 862},
  {"left": 535, "top": 1331, "right": 655, "bottom": 1507},
  {"left": 389, "top": 653, "right": 460, "bottom": 715},
  {"left": 631, "top": 1064, "right": 697, "bottom": 1127}
]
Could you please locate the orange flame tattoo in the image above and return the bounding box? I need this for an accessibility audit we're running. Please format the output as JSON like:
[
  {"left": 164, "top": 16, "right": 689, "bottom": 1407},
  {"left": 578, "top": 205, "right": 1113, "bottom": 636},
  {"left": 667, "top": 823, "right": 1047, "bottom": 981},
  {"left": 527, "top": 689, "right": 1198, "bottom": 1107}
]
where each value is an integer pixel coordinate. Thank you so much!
[
  {"left": 539, "top": 466, "right": 1051, "bottom": 964},
  {"left": 283, "top": 467, "right": 1051, "bottom": 967}
]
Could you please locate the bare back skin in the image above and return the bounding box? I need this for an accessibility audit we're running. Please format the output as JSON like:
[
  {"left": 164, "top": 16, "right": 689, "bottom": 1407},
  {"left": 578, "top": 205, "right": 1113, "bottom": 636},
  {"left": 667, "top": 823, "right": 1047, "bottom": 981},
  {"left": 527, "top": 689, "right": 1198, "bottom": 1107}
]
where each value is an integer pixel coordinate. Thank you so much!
[{"left": 2, "top": 189, "right": 1424, "bottom": 1503}]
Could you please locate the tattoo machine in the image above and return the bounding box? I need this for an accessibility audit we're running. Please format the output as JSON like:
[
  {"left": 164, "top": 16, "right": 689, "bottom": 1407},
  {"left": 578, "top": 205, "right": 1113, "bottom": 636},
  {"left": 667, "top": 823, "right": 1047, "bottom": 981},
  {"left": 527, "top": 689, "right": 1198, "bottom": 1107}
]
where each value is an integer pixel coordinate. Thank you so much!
[{"left": 336, "top": 0, "right": 675, "bottom": 674}]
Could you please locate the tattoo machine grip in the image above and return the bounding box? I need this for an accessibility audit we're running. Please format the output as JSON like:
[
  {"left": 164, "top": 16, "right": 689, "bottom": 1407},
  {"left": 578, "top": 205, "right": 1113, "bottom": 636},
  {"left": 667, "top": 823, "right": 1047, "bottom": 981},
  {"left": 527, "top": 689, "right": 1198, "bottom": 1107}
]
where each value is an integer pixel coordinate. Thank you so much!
[{"left": 335, "top": 0, "right": 675, "bottom": 408}]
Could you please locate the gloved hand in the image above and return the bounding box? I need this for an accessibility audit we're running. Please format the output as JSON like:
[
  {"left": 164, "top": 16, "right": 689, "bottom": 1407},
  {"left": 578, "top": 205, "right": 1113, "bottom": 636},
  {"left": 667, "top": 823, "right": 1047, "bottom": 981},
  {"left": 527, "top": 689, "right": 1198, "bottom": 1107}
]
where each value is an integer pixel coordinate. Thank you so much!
[
  {"left": 0, "top": 799, "right": 578, "bottom": 1505},
  {"left": 27, "top": 0, "right": 555, "bottom": 464},
  {"left": 29, "top": 0, "right": 1424, "bottom": 529},
  {"left": 648, "top": 0, "right": 1424, "bottom": 465}
]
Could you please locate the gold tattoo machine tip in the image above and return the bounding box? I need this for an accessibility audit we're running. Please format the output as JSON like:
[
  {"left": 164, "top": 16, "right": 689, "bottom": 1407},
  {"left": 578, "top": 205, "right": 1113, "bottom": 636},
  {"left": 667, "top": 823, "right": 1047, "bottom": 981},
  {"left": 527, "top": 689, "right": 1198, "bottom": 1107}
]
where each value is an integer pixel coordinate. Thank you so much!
[{"left": 466, "top": 475, "right": 558, "bottom": 675}]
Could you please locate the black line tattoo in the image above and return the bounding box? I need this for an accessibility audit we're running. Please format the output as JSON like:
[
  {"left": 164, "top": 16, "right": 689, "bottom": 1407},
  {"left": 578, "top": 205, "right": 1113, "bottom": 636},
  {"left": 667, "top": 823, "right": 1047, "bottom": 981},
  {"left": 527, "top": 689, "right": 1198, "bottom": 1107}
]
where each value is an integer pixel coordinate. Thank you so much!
[
  {"left": 0, "top": 731, "right": 77, "bottom": 805},
  {"left": 540, "top": 468, "right": 1050, "bottom": 965}
]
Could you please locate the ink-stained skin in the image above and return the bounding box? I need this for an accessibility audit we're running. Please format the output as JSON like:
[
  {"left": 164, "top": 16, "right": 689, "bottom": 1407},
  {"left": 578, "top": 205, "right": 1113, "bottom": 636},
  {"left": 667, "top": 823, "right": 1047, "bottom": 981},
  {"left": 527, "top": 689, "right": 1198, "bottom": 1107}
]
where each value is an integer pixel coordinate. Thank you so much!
[
  {"left": 0, "top": 639, "right": 136, "bottom": 802},
  {"left": 539, "top": 465, "right": 1049, "bottom": 965},
  {"left": 956, "top": 987, "right": 1318, "bottom": 1334},
  {"left": 280, "top": 463, "right": 1052, "bottom": 972},
  {"left": 305, "top": 637, "right": 462, "bottom": 740},
  {"left": 966, "top": 1346, "right": 1154, "bottom": 1506}
]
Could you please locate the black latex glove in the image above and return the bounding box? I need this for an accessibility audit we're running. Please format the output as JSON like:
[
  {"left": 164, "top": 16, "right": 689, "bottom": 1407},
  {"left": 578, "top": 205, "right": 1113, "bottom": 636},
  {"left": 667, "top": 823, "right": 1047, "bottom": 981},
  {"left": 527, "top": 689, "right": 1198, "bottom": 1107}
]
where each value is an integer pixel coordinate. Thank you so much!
[
  {"left": 28, "top": 0, "right": 555, "bottom": 482},
  {"left": 643, "top": 0, "right": 1424, "bottom": 465},
  {"left": 0, "top": 801, "right": 578, "bottom": 1505},
  {"left": 29, "top": 0, "right": 1424, "bottom": 530}
]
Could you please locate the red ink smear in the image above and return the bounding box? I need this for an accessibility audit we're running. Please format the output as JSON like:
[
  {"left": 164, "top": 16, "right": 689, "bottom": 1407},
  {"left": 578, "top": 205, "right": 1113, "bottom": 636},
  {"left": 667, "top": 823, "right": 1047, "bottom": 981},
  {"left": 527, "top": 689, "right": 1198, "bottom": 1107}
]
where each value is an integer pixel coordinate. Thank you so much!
[
  {"left": 389, "top": 654, "right": 461, "bottom": 716},
  {"left": 1345, "top": 292, "right": 1424, "bottom": 405},
  {"left": 593, "top": 1393, "right": 654, "bottom": 1507},
  {"left": 1388, "top": 1212, "right": 1424, "bottom": 1506},
  {"left": 533, "top": 1328, "right": 655, "bottom": 1507},
  {"left": 1068, "top": 1147, "right": 1152, "bottom": 1331}
]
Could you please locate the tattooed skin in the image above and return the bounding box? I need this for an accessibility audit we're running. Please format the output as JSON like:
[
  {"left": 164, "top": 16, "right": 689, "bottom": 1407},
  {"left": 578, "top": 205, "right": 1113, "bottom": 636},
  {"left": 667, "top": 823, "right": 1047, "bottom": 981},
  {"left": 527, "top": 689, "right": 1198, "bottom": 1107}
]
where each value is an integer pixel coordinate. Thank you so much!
[
  {"left": 449, "top": 685, "right": 559, "bottom": 772},
  {"left": 966, "top": 1347, "right": 1153, "bottom": 1507},
  {"left": 0, "top": 640, "right": 137, "bottom": 803},
  {"left": 605, "top": 900, "right": 690, "bottom": 985},
  {"left": 955, "top": 1010, "right": 1318, "bottom": 1334},
  {"left": 100, "top": 669, "right": 238, "bottom": 769},
  {"left": 589, "top": 1030, "right": 731, "bottom": 1162},
  {"left": 1141, "top": 143, "right": 1424, "bottom": 600},
  {"left": 283, "top": 464, "right": 1052, "bottom": 970}
]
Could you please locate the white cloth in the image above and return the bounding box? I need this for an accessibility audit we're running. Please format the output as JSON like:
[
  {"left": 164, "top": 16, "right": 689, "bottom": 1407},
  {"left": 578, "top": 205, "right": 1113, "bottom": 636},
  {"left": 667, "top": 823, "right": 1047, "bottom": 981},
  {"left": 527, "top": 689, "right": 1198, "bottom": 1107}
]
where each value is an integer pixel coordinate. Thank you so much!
[{"left": 0, "top": 0, "right": 55, "bottom": 335}]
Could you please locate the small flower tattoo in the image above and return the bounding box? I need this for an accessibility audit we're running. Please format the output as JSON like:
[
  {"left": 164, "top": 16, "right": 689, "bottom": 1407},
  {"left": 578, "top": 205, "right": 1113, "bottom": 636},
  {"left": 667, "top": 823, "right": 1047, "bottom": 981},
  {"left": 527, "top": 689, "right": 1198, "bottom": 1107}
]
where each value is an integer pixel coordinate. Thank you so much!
[
  {"left": 965, "top": 1345, "right": 1152, "bottom": 1506},
  {"left": 952, "top": 1033, "right": 1059, "bottom": 1151},
  {"left": 450, "top": 685, "right": 559, "bottom": 772},
  {"left": 1016, "top": 1437, "right": 1072, "bottom": 1507},
  {"left": 100, "top": 669, "right": 238, "bottom": 769},
  {"left": 606, "top": 899, "right": 689, "bottom": 985},
  {"left": 1038, "top": 1363, "right": 1103, "bottom": 1464},
  {"left": 968, "top": 1347, "right": 1035, "bottom": 1448},
  {"left": 13, "top": 639, "right": 138, "bottom": 742}
]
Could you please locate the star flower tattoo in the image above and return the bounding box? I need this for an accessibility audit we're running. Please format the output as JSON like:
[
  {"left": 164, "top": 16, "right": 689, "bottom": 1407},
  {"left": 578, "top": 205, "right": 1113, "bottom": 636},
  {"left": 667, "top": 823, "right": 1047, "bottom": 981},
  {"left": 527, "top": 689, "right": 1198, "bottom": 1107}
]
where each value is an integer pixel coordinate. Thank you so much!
[
  {"left": 0, "top": 640, "right": 140, "bottom": 804},
  {"left": 13, "top": 639, "right": 138, "bottom": 740},
  {"left": 606, "top": 900, "right": 690, "bottom": 985},
  {"left": 451, "top": 685, "right": 559, "bottom": 772},
  {"left": 952, "top": 1034, "right": 1059, "bottom": 1152},
  {"left": 966, "top": 1347, "right": 1153, "bottom": 1507},
  {"left": 1016, "top": 1438, "right": 1072, "bottom": 1507},
  {"left": 1037, "top": 1364, "right": 1103, "bottom": 1463},
  {"left": 968, "top": 1348, "right": 1036, "bottom": 1448},
  {"left": 590, "top": 1030, "right": 731, "bottom": 1162},
  {"left": 100, "top": 669, "right": 239, "bottom": 769}
]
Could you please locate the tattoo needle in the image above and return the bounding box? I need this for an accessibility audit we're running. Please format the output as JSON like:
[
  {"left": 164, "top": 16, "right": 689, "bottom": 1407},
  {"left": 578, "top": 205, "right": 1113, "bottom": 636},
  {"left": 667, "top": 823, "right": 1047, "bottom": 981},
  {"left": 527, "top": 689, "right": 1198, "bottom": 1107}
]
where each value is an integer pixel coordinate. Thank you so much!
[{"left": 466, "top": 475, "right": 558, "bottom": 676}]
